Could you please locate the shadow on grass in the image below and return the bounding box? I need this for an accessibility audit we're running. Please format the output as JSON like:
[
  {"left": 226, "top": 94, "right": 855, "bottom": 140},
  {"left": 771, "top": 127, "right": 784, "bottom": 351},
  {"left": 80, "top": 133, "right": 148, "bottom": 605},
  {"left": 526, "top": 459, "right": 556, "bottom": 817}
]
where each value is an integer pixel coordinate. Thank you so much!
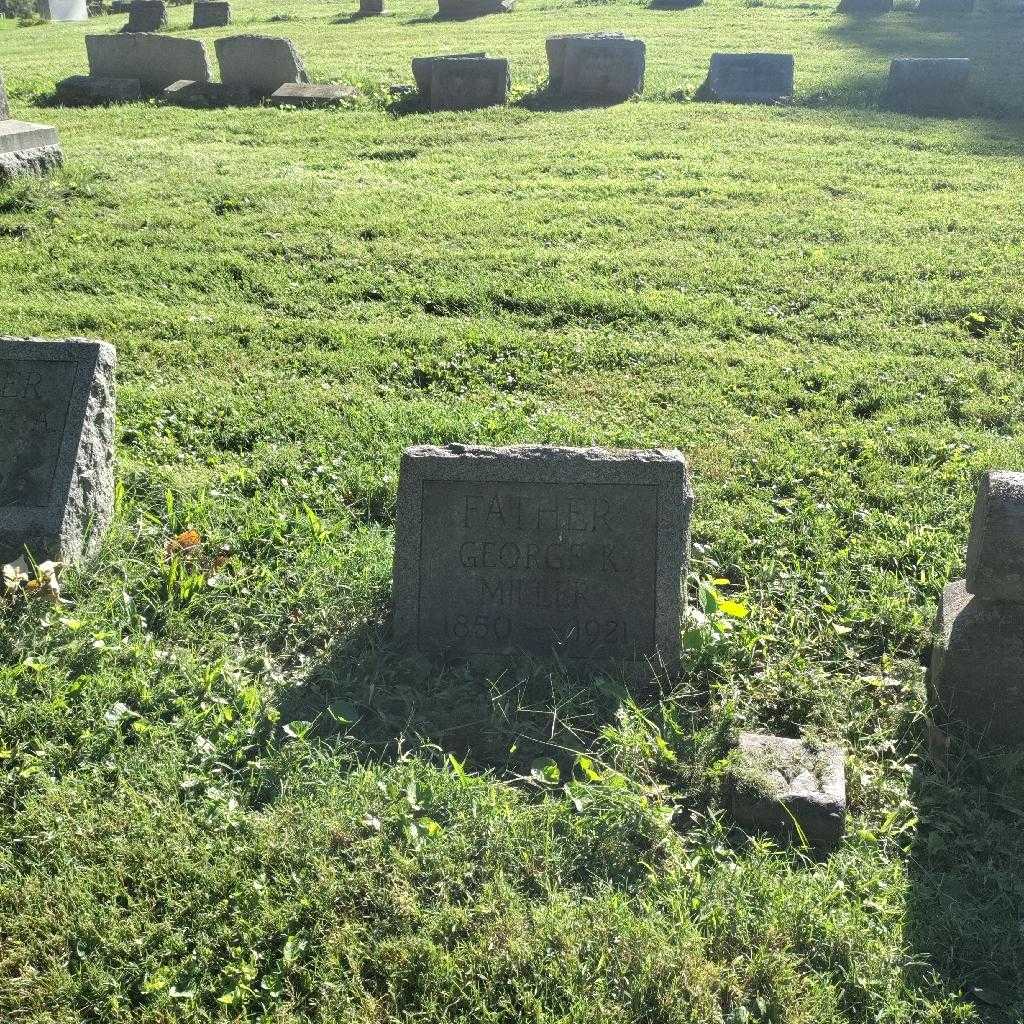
[
  {"left": 825, "top": 3, "right": 1024, "bottom": 121},
  {"left": 905, "top": 742, "right": 1024, "bottom": 1021},
  {"left": 270, "top": 613, "right": 663, "bottom": 776}
]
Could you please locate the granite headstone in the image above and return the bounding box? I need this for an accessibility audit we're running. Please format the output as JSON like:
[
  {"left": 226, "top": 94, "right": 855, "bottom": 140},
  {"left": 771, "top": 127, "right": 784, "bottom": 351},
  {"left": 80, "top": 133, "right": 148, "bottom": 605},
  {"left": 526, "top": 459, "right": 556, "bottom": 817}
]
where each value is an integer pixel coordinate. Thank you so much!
[
  {"left": 215, "top": 35, "right": 309, "bottom": 97},
  {"left": 701, "top": 52, "right": 795, "bottom": 103},
  {"left": 547, "top": 33, "right": 645, "bottom": 104},
  {"left": 884, "top": 57, "right": 970, "bottom": 116},
  {"left": 393, "top": 445, "right": 692, "bottom": 669},
  {"left": 0, "top": 337, "right": 116, "bottom": 565},
  {"left": 429, "top": 56, "right": 509, "bottom": 111}
]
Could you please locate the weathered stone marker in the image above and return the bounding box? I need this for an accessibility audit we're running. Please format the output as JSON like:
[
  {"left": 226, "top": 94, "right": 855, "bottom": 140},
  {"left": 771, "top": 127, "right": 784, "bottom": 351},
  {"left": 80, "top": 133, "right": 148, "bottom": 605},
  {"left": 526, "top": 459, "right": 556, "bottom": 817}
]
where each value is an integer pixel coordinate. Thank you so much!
[
  {"left": 215, "top": 35, "right": 309, "bottom": 98},
  {"left": 726, "top": 733, "right": 846, "bottom": 846},
  {"left": 393, "top": 445, "right": 692, "bottom": 669},
  {"left": 700, "top": 52, "right": 794, "bottom": 103},
  {"left": 83, "top": 34, "right": 213, "bottom": 92},
  {"left": 412, "top": 52, "right": 485, "bottom": 103},
  {"left": 122, "top": 0, "right": 168, "bottom": 32},
  {"left": 546, "top": 33, "right": 645, "bottom": 105},
  {"left": 358, "top": 0, "right": 386, "bottom": 15},
  {"left": 56, "top": 75, "right": 144, "bottom": 105},
  {"left": 428, "top": 56, "right": 509, "bottom": 111},
  {"left": 931, "top": 470, "right": 1024, "bottom": 745},
  {"left": 192, "top": 0, "right": 231, "bottom": 27},
  {"left": 884, "top": 58, "right": 970, "bottom": 116},
  {"left": 0, "top": 337, "right": 116, "bottom": 565},
  {"left": 0, "top": 69, "right": 64, "bottom": 185}
]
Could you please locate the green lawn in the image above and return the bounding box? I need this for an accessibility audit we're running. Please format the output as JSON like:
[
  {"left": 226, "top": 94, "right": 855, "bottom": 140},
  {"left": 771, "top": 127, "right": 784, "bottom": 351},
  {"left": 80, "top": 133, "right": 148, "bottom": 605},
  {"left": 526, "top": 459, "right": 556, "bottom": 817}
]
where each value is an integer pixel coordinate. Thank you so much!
[{"left": 2, "top": 0, "right": 1024, "bottom": 1020}]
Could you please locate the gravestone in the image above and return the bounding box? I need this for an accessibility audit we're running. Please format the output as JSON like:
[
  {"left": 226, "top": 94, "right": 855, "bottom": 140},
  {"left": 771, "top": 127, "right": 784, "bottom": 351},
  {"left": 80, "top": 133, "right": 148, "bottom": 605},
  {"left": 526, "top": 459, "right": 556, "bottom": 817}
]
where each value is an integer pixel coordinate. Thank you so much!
[
  {"left": 358, "top": 0, "right": 386, "bottom": 14},
  {"left": 0, "top": 337, "right": 116, "bottom": 565},
  {"left": 429, "top": 56, "right": 509, "bottom": 111},
  {"left": 436, "top": 0, "right": 513, "bottom": 17},
  {"left": 917, "top": 0, "right": 974, "bottom": 11},
  {"left": 85, "top": 34, "right": 213, "bottom": 92},
  {"left": 393, "top": 445, "right": 692, "bottom": 669},
  {"left": 412, "top": 52, "right": 485, "bottom": 103},
  {"left": 649, "top": 0, "right": 702, "bottom": 8},
  {"left": 700, "top": 52, "right": 795, "bottom": 103},
  {"left": 0, "top": 70, "right": 64, "bottom": 184},
  {"left": 270, "top": 82, "right": 359, "bottom": 107},
  {"left": 215, "top": 35, "right": 309, "bottom": 98},
  {"left": 726, "top": 733, "right": 846, "bottom": 846},
  {"left": 162, "top": 78, "right": 250, "bottom": 107},
  {"left": 547, "top": 33, "right": 645, "bottom": 104},
  {"left": 837, "top": 0, "right": 892, "bottom": 11},
  {"left": 122, "top": 0, "right": 168, "bottom": 32},
  {"left": 884, "top": 58, "right": 970, "bottom": 116},
  {"left": 930, "top": 470, "right": 1024, "bottom": 745},
  {"left": 192, "top": 0, "right": 230, "bottom": 26}
]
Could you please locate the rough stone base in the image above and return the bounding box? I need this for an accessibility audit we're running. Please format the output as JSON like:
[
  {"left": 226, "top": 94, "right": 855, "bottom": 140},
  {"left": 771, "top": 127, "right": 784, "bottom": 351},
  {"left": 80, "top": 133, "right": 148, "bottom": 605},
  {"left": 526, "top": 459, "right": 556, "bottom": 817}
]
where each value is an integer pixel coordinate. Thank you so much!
[
  {"left": 726, "top": 732, "right": 846, "bottom": 846},
  {"left": 162, "top": 79, "right": 252, "bottom": 107},
  {"left": 270, "top": 83, "right": 359, "bottom": 107},
  {"left": 56, "top": 75, "right": 144, "bottom": 105},
  {"left": 0, "top": 145, "right": 64, "bottom": 185}
]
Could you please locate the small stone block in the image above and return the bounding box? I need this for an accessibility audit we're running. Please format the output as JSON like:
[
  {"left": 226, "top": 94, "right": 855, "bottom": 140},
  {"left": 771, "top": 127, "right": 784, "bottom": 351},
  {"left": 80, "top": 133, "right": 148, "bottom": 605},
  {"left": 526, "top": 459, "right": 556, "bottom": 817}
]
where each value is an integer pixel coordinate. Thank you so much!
[
  {"left": 0, "top": 337, "right": 116, "bottom": 565},
  {"left": 270, "top": 82, "right": 359, "bottom": 107},
  {"left": 412, "top": 52, "right": 485, "bottom": 101},
  {"left": 930, "top": 580, "right": 1024, "bottom": 745},
  {"left": 192, "top": 0, "right": 230, "bottom": 26},
  {"left": 966, "top": 470, "right": 1024, "bottom": 602},
  {"left": 0, "top": 121, "right": 60, "bottom": 157},
  {"left": 86, "top": 34, "right": 213, "bottom": 91},
  {"left": 884, "top": 57, "right": 970, "bottom": 116},
  {"left": 546, "top": 33, "right": 645, "bottom": 104},
  {"left": 393, "top": 444, "right": 693, "bottom": 669},
  {"left": 122, "top": 0, "right": 168, "bottom": 31},
  {"left": 703, "top": 53, "right": 794, "bottom": 103},
  {"left": 727, "top": 733, "right": 846, "bottom": 846},
  {"left": 430, "top": 56, "right": 509, "bottom": 111},
  {"left": 358, "top": 0, "right": 385, "bottom": 13},
  {"left": 215, "top": 35, "right": 309, "bottom": 97},
  {"left": 56, "top": 75, "right": 144, "bottom": 104}
]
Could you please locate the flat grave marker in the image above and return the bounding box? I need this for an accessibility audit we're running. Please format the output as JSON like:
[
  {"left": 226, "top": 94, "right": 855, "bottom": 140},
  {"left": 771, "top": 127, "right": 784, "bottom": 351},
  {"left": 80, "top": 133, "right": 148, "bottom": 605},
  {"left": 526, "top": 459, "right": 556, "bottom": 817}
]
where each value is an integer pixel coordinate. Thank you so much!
[{"left": 701, "top": 53, "right": 794, "bottom": 104}]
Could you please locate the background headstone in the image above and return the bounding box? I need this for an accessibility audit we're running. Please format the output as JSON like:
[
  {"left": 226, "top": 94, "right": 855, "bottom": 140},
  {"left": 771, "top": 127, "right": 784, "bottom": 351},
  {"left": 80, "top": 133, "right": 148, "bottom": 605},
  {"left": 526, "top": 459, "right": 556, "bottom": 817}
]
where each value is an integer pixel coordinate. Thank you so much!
[
  {"left": 215, "top": 35, "right": 308, "bottom": 97},
  {"left": 701, "top": 52, "right": 795, "bottom": 103},
  {"left": 0, "top": 337, "right": 116, "bottom": 565},
  {"left": 86, "top": 34, "right": 213, "bottom": 92},
  {"left": 122, "top": 0, "right": 168, "bottom": 32},
  {"left": 727, "top": 733, "right": 846, "bottom": 847},
  {"left": 412, "top": 52, "right": 485, "bottom": 102},
  {"left": 558, "top": 34, "right": 645, "bottom": 105},
  {"left": 546, "top": 33, "right": 645, "bottom": 103},
  {"left": 917, "top": 0, "right": 974, "bottom": 11},
  {"left": 358, "top": 0, "right": 386, "bottom": 14},
  {"left": 429, "top": 56, "right": 508, "bottom": 111},
  {"left": 393, "top": 444, "right": 692, "bottom": 669},
  {"left": 436, "top": 0, "right": 513, "bottom": 17},
  {"left": 192, "top": 0, "right": 230, "bottom": 26},
  {"left": 836, "top": 0, "right": 893, "bottom": 12},
  {"left": 884, "top": 57, "right": 970, "bottom": 116}
]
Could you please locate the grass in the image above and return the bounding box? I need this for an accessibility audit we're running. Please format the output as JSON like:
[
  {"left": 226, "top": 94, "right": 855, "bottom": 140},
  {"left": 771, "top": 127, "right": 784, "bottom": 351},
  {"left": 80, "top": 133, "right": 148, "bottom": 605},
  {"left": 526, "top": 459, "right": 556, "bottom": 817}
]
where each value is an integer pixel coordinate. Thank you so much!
[{"left": 2, "top": 0, "right": 1024, "bottom": 1019}]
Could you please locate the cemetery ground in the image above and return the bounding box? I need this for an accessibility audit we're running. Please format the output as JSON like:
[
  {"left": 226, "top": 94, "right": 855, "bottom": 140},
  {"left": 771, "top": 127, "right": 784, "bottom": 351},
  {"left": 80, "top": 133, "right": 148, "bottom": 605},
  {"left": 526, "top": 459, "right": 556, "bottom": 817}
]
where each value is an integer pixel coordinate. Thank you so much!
[{"left": 3, "top": 0, "right": 1024, "bottom": 1020}]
